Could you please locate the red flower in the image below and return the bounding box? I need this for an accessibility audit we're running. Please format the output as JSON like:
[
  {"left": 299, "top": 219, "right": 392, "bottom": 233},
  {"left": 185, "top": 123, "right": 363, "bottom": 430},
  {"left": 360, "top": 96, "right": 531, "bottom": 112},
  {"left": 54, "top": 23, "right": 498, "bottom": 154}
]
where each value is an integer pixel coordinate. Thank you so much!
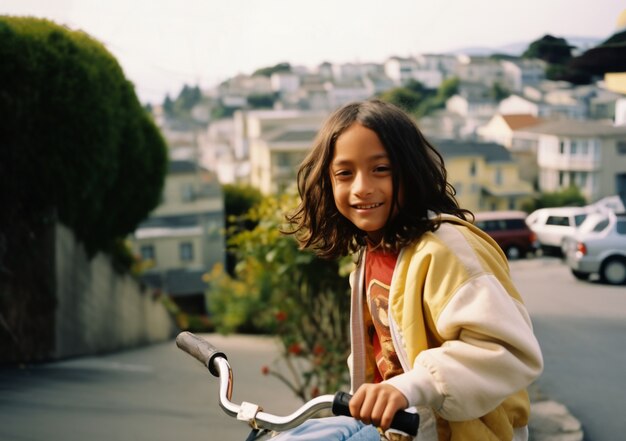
[
  {"left": 275, "top": 311, "right": 287, "bottom": 322},
  {"left": 312, "top": 344, "right": 324, "bottom": 356},
  {"left": 287, "top": 343, "right": 302, "bottom": 355},
  {"left": 261, "top": 365, "right": 270, "bottom": 375}
]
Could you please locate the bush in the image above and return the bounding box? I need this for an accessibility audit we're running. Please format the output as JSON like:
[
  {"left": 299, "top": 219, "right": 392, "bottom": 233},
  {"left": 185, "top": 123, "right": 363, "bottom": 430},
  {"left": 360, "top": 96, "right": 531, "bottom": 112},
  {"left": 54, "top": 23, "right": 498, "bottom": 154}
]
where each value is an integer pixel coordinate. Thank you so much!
[
  {"left": 0, "top": 16, "right": 167, "bottom": 261},
  {"left": 206, "top": 194, "right": 352, "bottom": 401}
]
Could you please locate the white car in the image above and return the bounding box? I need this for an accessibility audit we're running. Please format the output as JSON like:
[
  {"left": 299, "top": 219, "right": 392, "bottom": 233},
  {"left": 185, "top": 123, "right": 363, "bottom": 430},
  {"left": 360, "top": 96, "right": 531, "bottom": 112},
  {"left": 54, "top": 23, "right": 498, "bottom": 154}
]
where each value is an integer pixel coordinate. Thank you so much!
[
  {"left": 562, "top": 211, "right": 626, "bottom": 285},
  {"left": 525, "top": 206, "right": 590, "bottom": 255}
]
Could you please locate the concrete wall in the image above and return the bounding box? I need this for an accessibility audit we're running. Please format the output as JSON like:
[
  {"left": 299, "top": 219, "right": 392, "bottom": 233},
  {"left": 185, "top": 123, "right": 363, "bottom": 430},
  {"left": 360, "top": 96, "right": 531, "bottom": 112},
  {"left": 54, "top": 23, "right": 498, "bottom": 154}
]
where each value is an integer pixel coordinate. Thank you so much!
[{"left": 54, "top": 224, "right": 176, "bottom": 359}]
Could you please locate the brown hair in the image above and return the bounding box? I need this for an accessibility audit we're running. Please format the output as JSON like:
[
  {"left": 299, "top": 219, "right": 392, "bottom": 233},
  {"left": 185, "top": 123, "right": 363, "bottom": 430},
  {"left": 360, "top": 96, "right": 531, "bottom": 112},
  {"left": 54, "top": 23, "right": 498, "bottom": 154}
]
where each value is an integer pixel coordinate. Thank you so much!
[{"left": 286, "top": 100, "right": 472, "bottom": 259}]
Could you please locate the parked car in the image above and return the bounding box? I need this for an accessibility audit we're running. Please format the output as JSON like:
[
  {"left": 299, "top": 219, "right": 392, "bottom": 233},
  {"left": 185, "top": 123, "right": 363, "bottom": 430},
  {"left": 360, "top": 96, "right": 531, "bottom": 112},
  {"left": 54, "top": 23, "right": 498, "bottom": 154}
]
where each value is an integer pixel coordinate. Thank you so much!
[
  {"left": 525, "top": 206, "right": 590, "bottom": 256},
  {"left": 474, "top": 210, "right": 537, "bottom": 260},
  {"left": 562, "top": 211, "right": 626, "bottom": 285}
]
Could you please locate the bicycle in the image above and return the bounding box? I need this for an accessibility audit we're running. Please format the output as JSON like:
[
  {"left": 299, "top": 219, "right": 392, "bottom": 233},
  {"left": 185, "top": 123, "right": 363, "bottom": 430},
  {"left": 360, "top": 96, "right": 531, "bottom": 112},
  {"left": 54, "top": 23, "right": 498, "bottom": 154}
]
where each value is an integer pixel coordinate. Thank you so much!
[{"left": 176, "top": 331, "right": 419, "bottom": 440}]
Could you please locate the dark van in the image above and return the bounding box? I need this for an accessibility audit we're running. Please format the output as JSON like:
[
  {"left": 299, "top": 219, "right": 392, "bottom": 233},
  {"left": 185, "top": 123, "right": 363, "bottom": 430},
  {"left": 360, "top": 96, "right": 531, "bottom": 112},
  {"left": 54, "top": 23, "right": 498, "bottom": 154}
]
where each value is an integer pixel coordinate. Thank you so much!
[{"left": 474, "top": 210, "right": 537, "bottom": 260}]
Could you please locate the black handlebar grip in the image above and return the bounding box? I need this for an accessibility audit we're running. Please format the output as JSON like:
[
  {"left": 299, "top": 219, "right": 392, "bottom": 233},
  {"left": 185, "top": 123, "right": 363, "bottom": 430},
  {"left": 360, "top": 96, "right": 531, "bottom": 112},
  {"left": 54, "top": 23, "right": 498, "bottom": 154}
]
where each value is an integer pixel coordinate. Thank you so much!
[
  {"left": 175, "top": 331, "right": 227, "bottom": 377},
  {"left": 331, "top": 391, "right": 419, "bottom": 437}
]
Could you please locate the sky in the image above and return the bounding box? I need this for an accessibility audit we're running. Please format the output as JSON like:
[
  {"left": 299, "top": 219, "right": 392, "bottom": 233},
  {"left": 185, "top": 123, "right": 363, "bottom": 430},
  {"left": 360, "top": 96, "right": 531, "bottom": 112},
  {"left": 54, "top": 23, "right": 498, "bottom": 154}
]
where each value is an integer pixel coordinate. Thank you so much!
[{"left": 2, "top": 0, "right": 624, "bottom": 105}]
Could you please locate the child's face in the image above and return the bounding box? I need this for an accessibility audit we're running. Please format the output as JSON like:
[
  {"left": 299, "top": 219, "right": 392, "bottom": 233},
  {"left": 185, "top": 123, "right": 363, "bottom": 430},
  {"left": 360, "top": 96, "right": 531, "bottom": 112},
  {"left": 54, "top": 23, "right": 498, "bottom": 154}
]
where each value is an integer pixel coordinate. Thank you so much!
[{"left": 330, "top": 123, "right": 397, "bottom": 243}]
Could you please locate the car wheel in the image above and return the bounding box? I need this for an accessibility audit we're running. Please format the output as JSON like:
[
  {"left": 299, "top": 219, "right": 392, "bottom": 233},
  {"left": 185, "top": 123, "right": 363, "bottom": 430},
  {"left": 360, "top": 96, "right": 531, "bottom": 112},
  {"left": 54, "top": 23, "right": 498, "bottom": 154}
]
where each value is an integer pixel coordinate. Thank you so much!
[
  {"left": 571, "top": 269, "right": 590, "bottom": 281},
  {"left": 599, "top": 257, "right": 626, "bottom": 285},
  {"left": 505, "top": 245, "right": 522, "bottom": 260}
]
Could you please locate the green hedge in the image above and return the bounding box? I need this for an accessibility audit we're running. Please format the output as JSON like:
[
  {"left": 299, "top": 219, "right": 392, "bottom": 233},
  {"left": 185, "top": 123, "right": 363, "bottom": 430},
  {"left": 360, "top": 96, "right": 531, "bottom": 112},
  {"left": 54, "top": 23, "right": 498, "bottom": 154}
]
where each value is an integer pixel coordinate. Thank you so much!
[{"left": 0, "top": 16, "right": 167, "bottom": 258}]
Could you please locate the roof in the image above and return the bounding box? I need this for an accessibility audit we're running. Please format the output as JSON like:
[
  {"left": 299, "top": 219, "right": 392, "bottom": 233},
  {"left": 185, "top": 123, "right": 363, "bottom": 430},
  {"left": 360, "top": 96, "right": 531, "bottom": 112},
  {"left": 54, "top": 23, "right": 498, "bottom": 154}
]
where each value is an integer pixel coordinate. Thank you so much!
[
  {"left": 500, "top": 114, "right": 543, "bottom": 130},
  {"left": 518, "top": 119, "right": 626, "bottom": 137},
  {"left": 169, "top": 159, "right": 210, "bottom": 174},
  {"left": 434, "top": 140, "right": 513, "bottom": 163},
  {"left": 263, "top": 127, "right": 319, "bottom": 143}
]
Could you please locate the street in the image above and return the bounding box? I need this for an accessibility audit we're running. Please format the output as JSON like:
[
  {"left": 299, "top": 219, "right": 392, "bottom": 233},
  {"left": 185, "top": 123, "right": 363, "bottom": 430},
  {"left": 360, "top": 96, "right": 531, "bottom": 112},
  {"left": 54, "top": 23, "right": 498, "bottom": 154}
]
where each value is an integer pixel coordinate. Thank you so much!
[
  {"left": 512, "top": 257, "right": 626, "bottom": 441},
  {"left": 0, "top": 257, "right": 624, "bottom": 440}
]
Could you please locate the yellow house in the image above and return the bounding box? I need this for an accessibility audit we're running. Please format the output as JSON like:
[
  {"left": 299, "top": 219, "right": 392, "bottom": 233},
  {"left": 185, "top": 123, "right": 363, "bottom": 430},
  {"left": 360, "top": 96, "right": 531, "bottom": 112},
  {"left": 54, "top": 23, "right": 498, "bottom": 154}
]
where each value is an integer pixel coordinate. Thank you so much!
[
  {"left": 435, "top": 140, "right": 535, "bottom": 212},
  {"left": 131, "top": 159, "right": 225, "bottom": 313}
]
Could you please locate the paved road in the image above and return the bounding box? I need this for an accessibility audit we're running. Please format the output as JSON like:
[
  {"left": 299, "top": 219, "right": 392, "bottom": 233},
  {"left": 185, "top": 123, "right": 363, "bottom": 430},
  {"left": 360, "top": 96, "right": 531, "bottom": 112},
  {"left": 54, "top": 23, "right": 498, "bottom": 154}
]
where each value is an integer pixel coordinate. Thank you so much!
[
  {"left": 511, "top": 257, "right": 626, "bottom": 441},
  {"left": 0, "top": 334, "right": 302, "bottom": 441},
  {"left": 0, "top": 257, "right": 624, "bottom": 440}
]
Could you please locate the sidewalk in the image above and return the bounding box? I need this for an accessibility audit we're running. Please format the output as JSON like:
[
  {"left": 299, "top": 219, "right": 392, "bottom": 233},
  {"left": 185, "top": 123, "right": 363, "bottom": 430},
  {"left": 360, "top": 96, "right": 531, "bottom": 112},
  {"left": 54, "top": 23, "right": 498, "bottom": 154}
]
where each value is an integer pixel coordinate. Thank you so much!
[{"left": 528, "top": 384, "right": 584, "bottom": 441}]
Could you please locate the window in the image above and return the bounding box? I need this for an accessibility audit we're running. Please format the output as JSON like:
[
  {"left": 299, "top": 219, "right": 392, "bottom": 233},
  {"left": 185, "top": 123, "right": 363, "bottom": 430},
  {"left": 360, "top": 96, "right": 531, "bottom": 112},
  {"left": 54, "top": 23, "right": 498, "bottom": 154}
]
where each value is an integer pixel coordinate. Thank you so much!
[
  {"left": 180, "top": 242, "right": 194, "bottom": 261},
  {"left": 559, "top": 141, "right": 565, "bottom": 154},
  {"left": 617, "top": 142, "right": 626, "bottom": 155},
  {"left": 617, "top": 219, "right": 626, "bottom": 235},
  {"left": 574, "top": 214, "right": 587, "bottom": 226},
  {"left": 469, "top": 161, "right": 476, "bottom": 177},
  {"left": 140, "top": 244, "right": 155, "bottom": 261},
  {"left": 546, "top": 216, "right": 569, "bottom": 226},
  {"left": 181, "top": 184, "right": 195, "bottom": 202},
  {"left": 495, "top": 167, "right": 503, "bottom": 185}
]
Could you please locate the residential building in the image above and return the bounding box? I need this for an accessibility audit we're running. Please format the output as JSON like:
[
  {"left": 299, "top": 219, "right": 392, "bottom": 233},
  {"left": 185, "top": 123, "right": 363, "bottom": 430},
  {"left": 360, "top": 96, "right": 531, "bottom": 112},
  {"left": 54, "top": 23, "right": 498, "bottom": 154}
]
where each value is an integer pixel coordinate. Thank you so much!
[
  {"left": 516, "top": 120, "right": 626, "bottom": 202},
  {"left": 455, "top": 55, "right": 505, "bottom": 87},
  {"left": 500, "top": 59, "right": 546, "bottom": 92},
  {"left": 498, "top": 93, "right": 586, "bottom": 120},
  {"left": 250, "top": 126, "right": 320, "bottom": 195},
  {"left": 478, "top": 114, "right": 544, "bottom": 149},
  {"left": 477, "top": 114, "right": 544, "bottom": 186},
  {"left": 384, "top": 56, "right": 417, "bottom": 85},
  {"left": 435, "top": 140, "right": 534, "bottom": 211},
  {"left": 242, "top": 109, "right": 326, "bottom": 194},
  {"left": 132, "top": 159, "right": 225, "bottom": 314}
]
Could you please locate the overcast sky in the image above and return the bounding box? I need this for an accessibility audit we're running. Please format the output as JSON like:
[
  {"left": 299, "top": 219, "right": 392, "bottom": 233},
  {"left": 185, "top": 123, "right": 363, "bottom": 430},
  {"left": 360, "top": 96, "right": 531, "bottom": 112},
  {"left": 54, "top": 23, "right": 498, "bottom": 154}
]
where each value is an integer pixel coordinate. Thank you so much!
[{"left": 2, "top": 0, "right": 623, "bottom": 104}]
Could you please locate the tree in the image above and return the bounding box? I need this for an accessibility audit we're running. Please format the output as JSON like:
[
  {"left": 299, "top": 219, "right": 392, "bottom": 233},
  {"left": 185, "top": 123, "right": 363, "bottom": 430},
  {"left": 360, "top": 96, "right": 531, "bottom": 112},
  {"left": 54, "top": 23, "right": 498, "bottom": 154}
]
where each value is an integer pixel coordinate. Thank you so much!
[
  {"left": 0, "top": 16, "right": 167, "bottom": 261},
  {"left": 378, "top": 87, "right": 423, "bottom": 113},
  {"left": 222, "top": 184, "right": 263, "bottom": 274},
  {"left": 206, "top": 194, "right": 352, "bottom": 402},
  {"left": 521, "top": 35, "right": 591, "bottom": 83},
  {"left": 523, "top": 34, "right": 573, "bottom": 65},
  {"left": 253, "top": 62, "right": 291, "bottom": 77}
]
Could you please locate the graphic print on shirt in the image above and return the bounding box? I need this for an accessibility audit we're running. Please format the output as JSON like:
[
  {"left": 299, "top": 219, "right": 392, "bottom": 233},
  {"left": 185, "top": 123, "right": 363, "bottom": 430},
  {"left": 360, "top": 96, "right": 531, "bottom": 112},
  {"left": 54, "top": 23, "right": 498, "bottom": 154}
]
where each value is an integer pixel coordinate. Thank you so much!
[{"left": 367, "top": 279, "right": 403, "bottom": 381}]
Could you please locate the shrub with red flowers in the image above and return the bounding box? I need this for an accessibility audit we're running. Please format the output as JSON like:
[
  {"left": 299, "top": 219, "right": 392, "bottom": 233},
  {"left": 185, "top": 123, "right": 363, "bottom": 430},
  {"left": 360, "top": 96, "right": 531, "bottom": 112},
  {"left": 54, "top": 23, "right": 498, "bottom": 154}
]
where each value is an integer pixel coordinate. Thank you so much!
[{"left": 206, "top": 194, "right": 353, "bottom": 402}]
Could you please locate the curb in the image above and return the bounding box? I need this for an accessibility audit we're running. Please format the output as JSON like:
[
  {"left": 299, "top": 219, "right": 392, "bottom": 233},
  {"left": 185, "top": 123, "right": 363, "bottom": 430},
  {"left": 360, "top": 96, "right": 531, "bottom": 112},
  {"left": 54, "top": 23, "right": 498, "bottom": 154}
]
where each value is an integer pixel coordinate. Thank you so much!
[{"left": 529, "top": 400, "right": 584, "bottom": 441}]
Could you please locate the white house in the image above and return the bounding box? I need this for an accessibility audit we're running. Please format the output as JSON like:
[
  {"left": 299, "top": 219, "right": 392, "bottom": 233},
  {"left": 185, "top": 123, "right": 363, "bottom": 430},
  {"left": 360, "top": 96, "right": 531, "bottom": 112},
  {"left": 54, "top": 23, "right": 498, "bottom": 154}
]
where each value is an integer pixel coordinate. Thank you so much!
[
  {"left": 500, "top": 59, "right": 546, "bottom": 92},
  {"left": 516, "top": 119, "right": 626, "bottom": 202}
]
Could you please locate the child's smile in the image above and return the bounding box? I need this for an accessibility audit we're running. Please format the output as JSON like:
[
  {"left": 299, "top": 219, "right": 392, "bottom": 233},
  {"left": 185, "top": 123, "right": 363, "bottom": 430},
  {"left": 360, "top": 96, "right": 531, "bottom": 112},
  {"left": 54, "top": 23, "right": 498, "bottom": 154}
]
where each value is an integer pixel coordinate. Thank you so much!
[{"left": 330, "top": 123, "right": 397, "bottom": 243}]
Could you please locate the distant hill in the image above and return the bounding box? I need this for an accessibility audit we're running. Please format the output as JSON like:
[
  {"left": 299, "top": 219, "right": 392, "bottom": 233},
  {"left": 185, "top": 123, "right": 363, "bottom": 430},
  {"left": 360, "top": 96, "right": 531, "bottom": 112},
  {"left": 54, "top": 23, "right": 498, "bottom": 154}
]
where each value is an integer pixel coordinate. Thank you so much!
[{"left": 448, "top": 36, "right": 603, "bottom": 57}]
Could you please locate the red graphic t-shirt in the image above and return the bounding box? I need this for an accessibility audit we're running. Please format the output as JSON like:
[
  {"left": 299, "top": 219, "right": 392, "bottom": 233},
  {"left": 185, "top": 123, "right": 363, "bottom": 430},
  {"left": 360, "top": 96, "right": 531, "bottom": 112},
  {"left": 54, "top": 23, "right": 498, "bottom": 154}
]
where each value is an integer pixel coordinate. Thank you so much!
[{"left": 364, "top": 247, "right": 403, "bottom": 383}]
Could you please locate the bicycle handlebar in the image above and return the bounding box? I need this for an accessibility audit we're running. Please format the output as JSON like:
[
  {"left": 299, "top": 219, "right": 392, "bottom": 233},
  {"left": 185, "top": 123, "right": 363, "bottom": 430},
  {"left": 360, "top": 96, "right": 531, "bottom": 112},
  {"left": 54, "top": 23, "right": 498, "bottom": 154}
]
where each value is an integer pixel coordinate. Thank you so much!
[
  {"left": 176, "top": 331, "right": 227, "bottom": 376},
  {"left": 176, "top": 331, "right": 419, "bottom": 436}
]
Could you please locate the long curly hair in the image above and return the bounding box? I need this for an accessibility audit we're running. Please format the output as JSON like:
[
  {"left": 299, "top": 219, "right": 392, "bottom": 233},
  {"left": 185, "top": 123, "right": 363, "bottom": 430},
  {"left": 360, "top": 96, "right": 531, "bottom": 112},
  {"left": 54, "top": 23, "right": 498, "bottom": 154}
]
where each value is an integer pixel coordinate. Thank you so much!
[{"left": 286, "top": 100, "right": 472, "bottom": 259}]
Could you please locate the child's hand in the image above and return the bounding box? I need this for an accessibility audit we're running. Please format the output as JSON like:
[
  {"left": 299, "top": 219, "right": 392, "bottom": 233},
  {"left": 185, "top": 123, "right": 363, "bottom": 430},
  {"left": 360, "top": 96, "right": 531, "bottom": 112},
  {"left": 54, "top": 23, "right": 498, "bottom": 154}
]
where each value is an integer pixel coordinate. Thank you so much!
[{"left": 349, "top": 383, "right": 409, "bottom": 431}]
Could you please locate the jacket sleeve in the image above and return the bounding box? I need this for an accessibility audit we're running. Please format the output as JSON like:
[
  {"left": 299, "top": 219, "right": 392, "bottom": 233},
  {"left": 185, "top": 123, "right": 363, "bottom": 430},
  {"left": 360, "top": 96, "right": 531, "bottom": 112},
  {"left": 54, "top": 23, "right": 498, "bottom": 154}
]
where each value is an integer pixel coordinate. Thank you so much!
[{"left": 385, "top": 274, "right": 543, "bottom": 421}]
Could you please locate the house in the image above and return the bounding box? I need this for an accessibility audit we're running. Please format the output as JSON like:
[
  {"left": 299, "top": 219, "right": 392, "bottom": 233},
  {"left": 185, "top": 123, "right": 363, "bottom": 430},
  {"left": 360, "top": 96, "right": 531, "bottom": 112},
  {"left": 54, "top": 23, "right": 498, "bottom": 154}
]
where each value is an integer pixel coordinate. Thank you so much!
[
  {"left": 500, "top": 59, "right": 546, "bottom": 92},
  {"left": 478, "top": 114, "right": 544, "bottom": 149},
  {"left": 445, "top": 91, "right": 499, "bottom": 138},
  {"left": 455, "top": 55, "right": 505, "bottom": 87},
  {"left": 435, "top": 140, "right": 534, "bottom": 212},
  {"left": 241, "top": 109, "right": 326, "bottom": 194},
  {"left": 515, "top": 119, "right": 626, "bottom": 202},
  {"left": 384, "top": 56, "right": 417, "bottom": 85},
  {"left": 498, "top": 93, "right": 586, "bottom": 120},
  {"left": 131, "top": 159, "right": 225, "bottom": 314},
  {"left": 477, "top": 114, "right": 544, "bottom": 186}
]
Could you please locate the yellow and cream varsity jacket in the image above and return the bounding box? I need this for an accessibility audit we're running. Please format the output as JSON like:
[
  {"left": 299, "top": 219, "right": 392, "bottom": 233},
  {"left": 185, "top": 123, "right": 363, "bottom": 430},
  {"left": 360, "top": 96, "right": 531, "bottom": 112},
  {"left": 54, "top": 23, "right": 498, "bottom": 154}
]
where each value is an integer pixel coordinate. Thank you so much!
[{"left": 348, "top": 214, "right": 544, "bottom": 441}]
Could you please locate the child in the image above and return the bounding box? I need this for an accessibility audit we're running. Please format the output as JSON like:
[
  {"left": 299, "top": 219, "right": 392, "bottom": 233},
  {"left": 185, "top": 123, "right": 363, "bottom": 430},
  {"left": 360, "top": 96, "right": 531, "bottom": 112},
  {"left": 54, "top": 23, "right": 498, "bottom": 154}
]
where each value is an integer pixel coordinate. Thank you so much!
[{"left": 280, "top": 100, "right": 543, "bottom": 441}]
